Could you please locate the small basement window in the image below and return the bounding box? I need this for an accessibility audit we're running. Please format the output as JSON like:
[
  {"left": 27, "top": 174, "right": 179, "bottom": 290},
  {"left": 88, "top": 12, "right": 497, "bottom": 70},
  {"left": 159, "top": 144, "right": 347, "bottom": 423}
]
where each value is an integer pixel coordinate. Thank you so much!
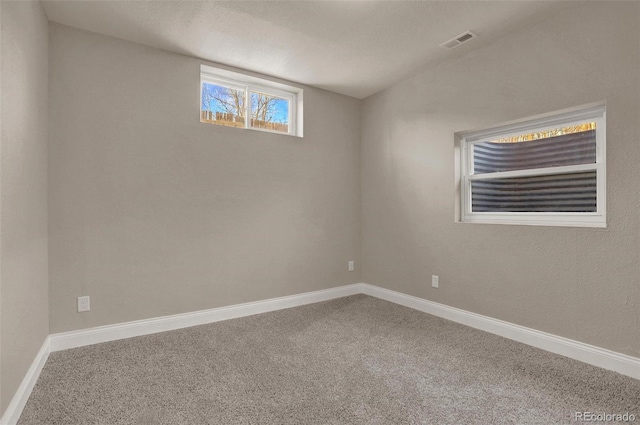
[
  {"left": 456, "top": 103, "right": 606, "bottom": 228},
  {"left": 200, "top": 64, "right": 303, "bottom": 137}
]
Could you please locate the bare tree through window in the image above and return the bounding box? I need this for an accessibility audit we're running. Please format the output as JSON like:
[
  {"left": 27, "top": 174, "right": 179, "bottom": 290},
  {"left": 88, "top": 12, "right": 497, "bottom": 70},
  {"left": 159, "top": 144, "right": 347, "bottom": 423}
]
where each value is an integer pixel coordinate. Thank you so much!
[{"left": 201, "top": 83, "right": 289, "bottom": 132}]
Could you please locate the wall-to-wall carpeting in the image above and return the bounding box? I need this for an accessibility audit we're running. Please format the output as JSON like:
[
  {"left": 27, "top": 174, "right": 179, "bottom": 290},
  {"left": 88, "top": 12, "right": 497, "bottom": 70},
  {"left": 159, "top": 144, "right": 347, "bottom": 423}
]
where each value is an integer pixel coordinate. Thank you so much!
[{"left": 19, "top": 295, "right": 640, "bottom": 424}]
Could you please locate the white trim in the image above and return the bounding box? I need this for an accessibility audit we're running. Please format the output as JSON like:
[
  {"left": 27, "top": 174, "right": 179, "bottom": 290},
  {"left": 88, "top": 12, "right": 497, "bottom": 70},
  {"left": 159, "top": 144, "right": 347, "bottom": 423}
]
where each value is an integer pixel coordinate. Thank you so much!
[
  {"left": 360, "top": 283, "right": 640, "bottom": 380},
  {"left": 457, "top": 102, "right": 606, "bottom": 228},
  {"left": 0, "top": 338, "right": 51, "bottom": 425},
  {"left": 200, "top": 64, "right": 301, "bottom": 96},
  {"left": 467, "top": 163, "right": 597, "bottom": 181},
  {"left": 5, "top": 282, "right": 639, "bottom": 425},
  {"left": 48, "top": 282, "right": 640, "bottom": 380},
  {"left": 201, "top": 74, "right": 246, "bottom": 92},
  {"left": 49, "top": 284, "right": 362, "bottom": 352},
  {"left": 459, "top": 101, "right": 606, "bottom": 142},
  {"left": 459, "top": 214, "right": 607, "bottom": 228},
  {"left": 200, "top": 64, "right": 303, "bottom": 137}
]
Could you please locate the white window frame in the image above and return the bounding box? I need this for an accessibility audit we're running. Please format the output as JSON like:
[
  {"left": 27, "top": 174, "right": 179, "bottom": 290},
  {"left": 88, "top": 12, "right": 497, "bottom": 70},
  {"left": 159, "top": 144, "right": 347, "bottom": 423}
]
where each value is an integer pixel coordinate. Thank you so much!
[
  {"left": 456, "top": 102, "right": 606, "bottom": 228},
  {"left": 200, "top": 64, "right": 303, "bottom": 137}
]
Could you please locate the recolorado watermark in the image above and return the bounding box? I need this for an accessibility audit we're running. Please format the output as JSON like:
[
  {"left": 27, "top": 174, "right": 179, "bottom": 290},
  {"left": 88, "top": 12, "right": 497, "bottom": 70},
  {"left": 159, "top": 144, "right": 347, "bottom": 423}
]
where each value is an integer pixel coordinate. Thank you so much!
[{"left": 575, "top": 412, "right": 636, "bottom": 422}]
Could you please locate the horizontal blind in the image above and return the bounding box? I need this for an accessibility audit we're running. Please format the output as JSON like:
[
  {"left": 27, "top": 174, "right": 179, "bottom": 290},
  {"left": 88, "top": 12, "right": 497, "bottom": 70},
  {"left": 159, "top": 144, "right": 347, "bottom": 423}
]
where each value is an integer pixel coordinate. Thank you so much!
[
  {"left": 473, "top": 130, "right": 596, "bottom": 174},
  {"left": 471, "top": 171, "right": 597, "bottom": 212}
]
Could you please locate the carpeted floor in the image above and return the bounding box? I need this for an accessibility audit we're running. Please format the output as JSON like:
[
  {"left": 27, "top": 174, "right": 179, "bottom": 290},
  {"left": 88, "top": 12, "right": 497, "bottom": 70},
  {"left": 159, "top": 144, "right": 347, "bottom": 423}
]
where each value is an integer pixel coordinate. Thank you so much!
[{"left": 19, "top": 295, "right": 640, "bottom": 424}]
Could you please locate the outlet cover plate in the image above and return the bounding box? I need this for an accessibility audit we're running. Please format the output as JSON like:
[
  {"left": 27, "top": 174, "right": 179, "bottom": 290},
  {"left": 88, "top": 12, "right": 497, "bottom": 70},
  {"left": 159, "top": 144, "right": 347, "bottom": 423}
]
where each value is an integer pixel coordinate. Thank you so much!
[{"left": 77, "top": 296, "right": 90, "bottom": 312}]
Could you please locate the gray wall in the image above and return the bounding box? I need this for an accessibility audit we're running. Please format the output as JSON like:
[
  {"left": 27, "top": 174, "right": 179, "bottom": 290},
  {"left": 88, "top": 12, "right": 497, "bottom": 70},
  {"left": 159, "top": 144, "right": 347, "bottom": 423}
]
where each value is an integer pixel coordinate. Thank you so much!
[
  {"left": 3, "top": 3, "right": 638, "bottom": 414},
  {"left": 0, "top": 0, "right": 49, "bottom": 415},
  {"left": 48, "top": 24, "right": 362, "bottom": 333},
  {"left": 361, "top": 2, "right": 640, "bottom": 357}
]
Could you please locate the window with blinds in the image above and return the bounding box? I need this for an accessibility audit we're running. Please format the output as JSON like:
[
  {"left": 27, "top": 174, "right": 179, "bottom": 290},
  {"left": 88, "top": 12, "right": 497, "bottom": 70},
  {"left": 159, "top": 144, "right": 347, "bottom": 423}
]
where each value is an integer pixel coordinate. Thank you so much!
[{"left": 457, "top": 103, "right": 606, "bottom": 227}]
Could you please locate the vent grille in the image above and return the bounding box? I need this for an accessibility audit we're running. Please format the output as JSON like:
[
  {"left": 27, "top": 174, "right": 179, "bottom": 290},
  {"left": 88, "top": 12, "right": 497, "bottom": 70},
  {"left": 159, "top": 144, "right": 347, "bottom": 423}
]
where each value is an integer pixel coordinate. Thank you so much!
[{"left": 440, "top": 31, "right": 476, "bottom": 49}]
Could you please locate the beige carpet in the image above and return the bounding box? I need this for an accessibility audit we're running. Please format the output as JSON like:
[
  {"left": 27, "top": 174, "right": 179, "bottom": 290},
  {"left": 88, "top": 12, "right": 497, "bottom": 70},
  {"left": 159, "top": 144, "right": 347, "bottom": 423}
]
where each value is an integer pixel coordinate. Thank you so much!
[{"left": 19, "top": 295, "right": 640, "bottom": 424}]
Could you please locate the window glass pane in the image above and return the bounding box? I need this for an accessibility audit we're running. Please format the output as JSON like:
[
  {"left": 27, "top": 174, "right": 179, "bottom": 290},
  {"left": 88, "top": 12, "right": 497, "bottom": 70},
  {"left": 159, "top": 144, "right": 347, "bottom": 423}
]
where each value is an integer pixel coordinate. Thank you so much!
[
  {"left": 201, "top": 82, "right": 245, "bottom": 128},
  {"left": 472, "top": 123, "right": 596, "bottom": 174},
  {"left": 250, "top": 92, "right": 289, "bottom": 133},
  {"left": 471, "top": 171, "right": 597, "bottom": 212}
]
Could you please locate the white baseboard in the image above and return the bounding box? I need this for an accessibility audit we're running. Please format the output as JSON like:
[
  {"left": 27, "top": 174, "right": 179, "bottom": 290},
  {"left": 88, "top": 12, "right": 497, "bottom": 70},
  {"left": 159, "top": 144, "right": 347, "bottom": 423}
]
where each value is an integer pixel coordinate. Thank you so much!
[
  {"left": 0, "top": 338, "right": 51, "bottom": 425},
  {"left": 4, "top": 284, "right": 362, "bottom": 424},
  {"left": 4, "top": 282, "right": 639, "bottom": 425},
  {"left": 361, "top": 283, "right": 640, "bottom": 380},
  {"left": 49, "top": 283, "right": 363, "bottom": 352}
]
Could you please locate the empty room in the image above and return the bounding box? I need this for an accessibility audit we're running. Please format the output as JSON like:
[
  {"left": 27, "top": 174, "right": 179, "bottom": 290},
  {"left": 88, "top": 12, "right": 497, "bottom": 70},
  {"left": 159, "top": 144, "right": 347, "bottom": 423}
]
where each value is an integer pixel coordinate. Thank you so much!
[{"left": 1, "top": 1, "right": 639, "bottom": 424}]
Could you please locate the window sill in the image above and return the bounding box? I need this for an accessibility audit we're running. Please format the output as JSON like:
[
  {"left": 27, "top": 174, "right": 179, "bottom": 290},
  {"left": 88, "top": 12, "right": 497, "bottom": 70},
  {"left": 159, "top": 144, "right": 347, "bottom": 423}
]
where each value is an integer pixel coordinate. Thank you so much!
[{"left": 459, "top": 214, "right": 607, "bottom": 228}]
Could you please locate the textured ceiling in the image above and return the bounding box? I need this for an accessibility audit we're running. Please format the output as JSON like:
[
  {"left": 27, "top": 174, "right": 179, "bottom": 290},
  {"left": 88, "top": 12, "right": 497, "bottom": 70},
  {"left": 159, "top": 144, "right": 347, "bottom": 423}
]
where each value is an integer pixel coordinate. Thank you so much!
[{"left": 42, "top": 1, "right": 580, "bottom": 99}]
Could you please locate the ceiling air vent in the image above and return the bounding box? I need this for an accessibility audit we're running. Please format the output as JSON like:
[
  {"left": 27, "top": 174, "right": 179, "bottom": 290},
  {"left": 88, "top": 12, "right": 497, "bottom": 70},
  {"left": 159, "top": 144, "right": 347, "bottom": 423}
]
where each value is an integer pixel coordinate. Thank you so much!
[{"left": 440, "top": 31, "right": 477, "bottom": 49}]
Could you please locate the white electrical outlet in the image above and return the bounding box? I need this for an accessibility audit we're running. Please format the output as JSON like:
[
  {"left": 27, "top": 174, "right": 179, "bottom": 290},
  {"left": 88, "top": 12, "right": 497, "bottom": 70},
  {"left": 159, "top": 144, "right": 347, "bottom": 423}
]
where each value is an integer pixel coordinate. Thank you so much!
[
  {"left": 348, "top": 260, "right": 355, "bottom": 272},
  {"left": 77, "top": 296, "right": 90, "bottom": 312},
  {"left": 432, "top": 275, "right": 439, "bottom": 288}
]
